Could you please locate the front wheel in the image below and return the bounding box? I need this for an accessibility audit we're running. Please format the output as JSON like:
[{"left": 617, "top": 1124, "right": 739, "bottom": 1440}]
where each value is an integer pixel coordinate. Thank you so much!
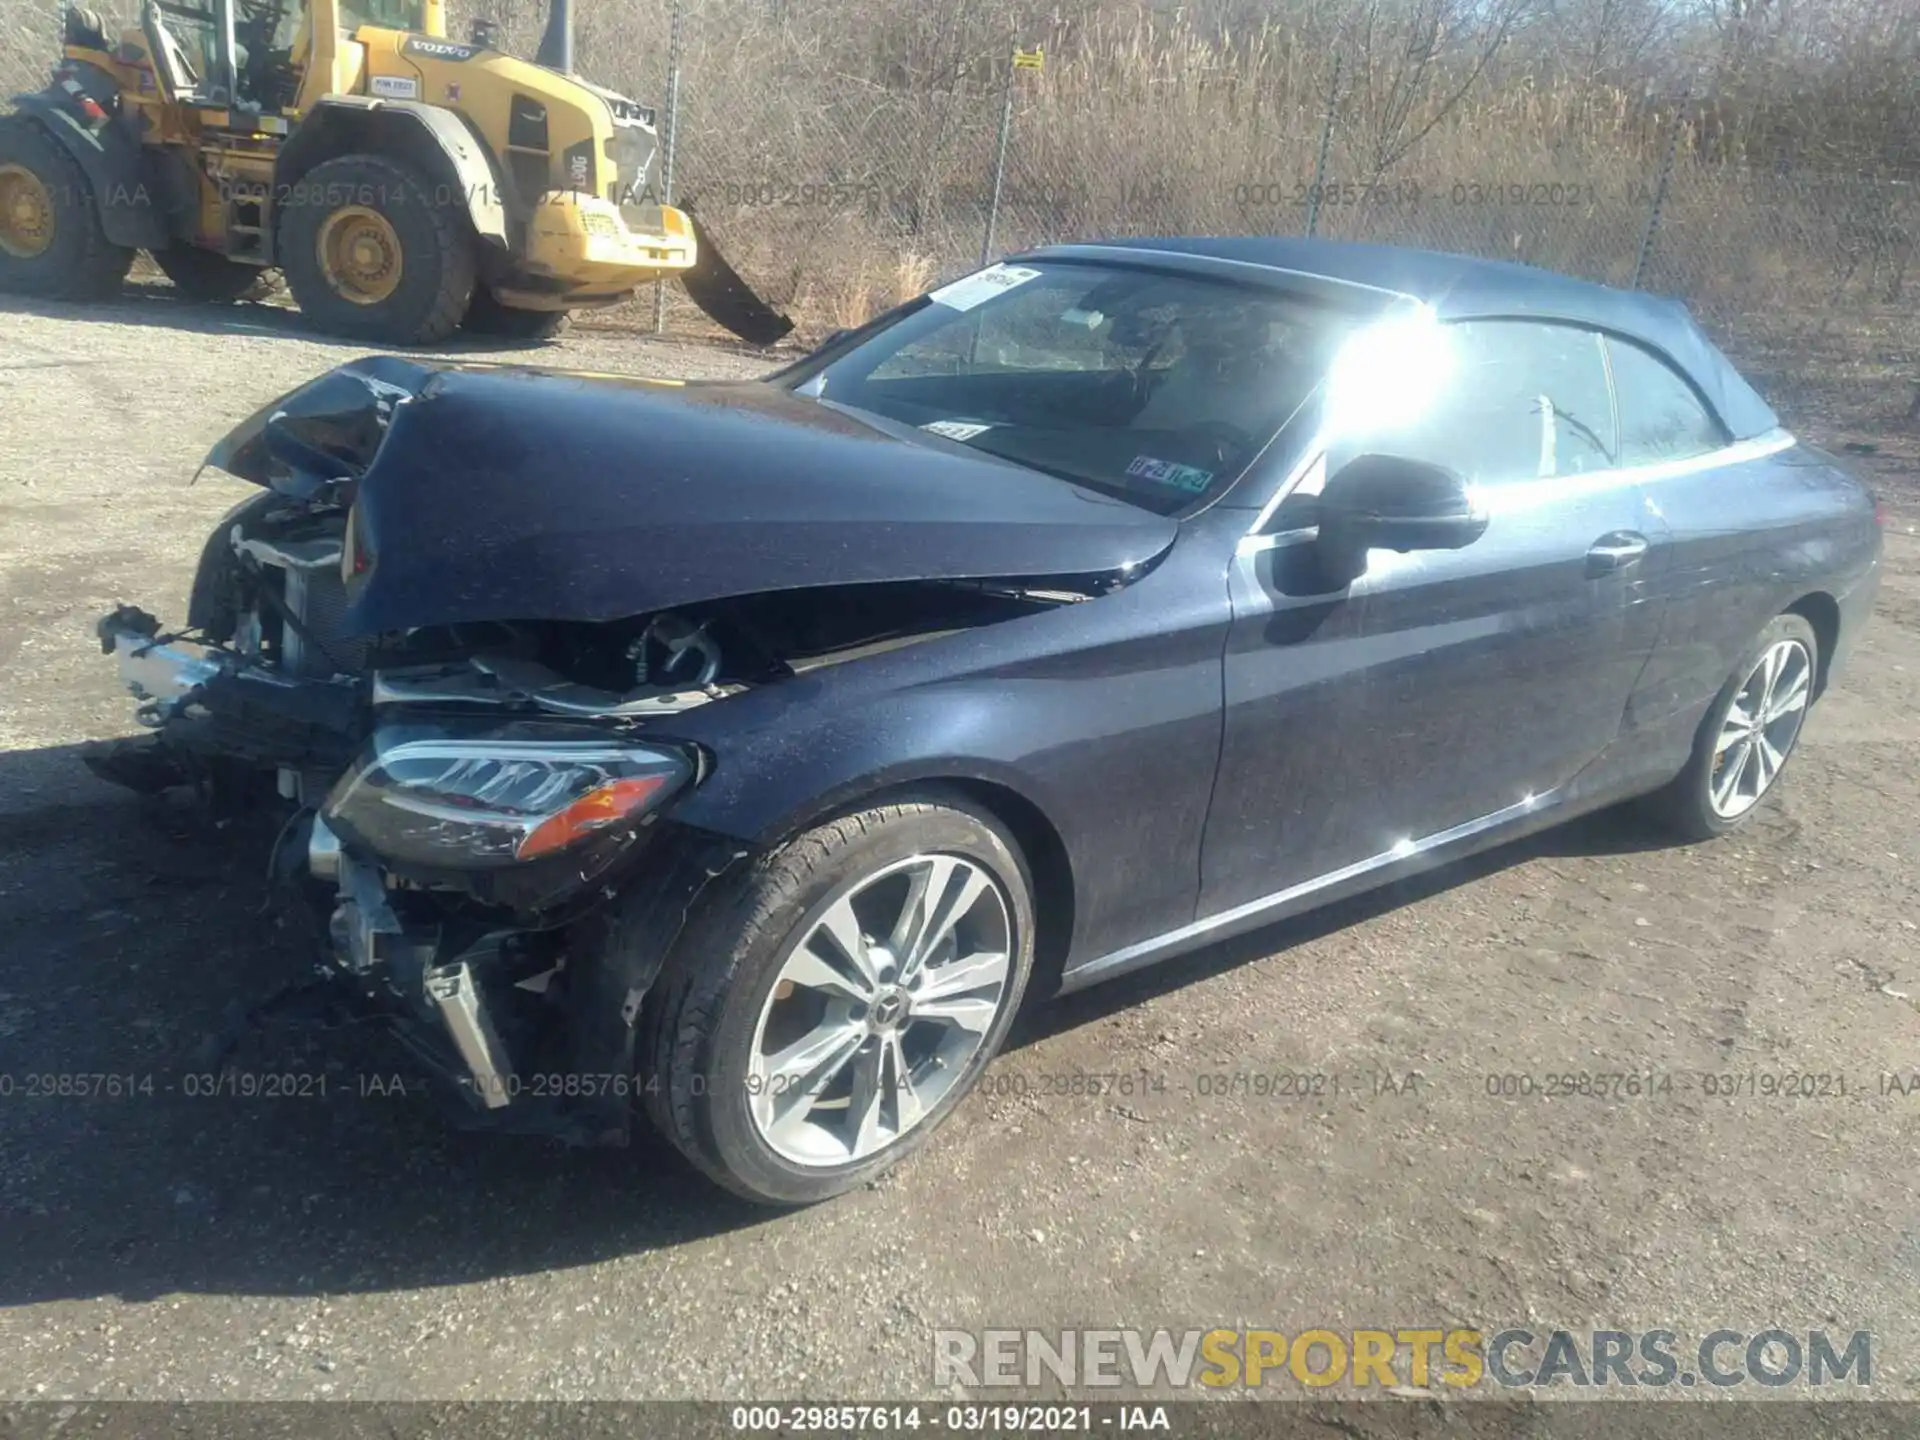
[
  {"left": 278, "top": 154, "right": 475, "bottom": 344},
  {"left": 0, "top": 116, "right": 134, "bottom": 299},
  {"left": 635, "top": 796, "right": 1035, "bottom": 1205},
  {"left": 1647, "top": 612, "right": 1819, "bottom": 840}
]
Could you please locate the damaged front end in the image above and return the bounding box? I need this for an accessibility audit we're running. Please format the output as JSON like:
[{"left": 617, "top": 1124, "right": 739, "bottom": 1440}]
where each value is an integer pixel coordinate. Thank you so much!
[{"left": 89, "top": 357, "right": 1165, "bottom": 1142}]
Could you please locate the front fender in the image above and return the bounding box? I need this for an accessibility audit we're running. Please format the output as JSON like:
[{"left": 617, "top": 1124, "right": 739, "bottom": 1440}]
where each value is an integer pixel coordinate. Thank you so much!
[
  {"left": 694, "top": 707, "right": 1082, "bottom": 862},
  {"left": 654, "top": 552, "right": 1234, "bottom": 967},
  {"left": 275, "top": 98, "right": 508, "bottom": 252},
  {"left": 6, "top": 96, "right": 168, "bottom": 248}
]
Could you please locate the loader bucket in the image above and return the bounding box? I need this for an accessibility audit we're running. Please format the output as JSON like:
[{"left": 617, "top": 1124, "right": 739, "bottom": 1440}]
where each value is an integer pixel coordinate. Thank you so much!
[{"left": 680, "top": 211, "right": 794, "bottom": 346}]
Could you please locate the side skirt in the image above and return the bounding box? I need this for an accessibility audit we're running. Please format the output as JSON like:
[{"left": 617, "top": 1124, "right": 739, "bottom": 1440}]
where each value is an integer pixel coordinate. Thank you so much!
[{"left": 1059, "top": 785, "right": 1602, "bottom": 995}]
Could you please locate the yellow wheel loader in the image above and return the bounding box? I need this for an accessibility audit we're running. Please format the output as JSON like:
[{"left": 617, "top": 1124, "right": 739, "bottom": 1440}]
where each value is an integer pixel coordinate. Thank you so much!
[{"left": 0, "top": 1, "right": 791, "bottom": 344}]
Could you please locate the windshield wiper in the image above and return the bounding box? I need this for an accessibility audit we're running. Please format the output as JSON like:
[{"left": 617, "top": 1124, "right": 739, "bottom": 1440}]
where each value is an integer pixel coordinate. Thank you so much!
[{"left": 962, "top": 436, "right": 1131, "bottom": 499}]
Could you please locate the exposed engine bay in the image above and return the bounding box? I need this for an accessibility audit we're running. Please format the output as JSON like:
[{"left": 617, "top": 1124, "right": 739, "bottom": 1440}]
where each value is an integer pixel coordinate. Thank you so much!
[
  {"left": 85, "top": 356, "right": 1147, "bottom": 1141},
  {"left": 96, "top": 496, "right": 1068, "bottom": 811}
]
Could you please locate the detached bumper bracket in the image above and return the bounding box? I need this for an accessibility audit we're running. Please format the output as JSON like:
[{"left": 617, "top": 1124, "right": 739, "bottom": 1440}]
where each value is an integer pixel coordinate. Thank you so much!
[{"left": 424, "top": 960, "right": 516, "bottom": 1111}]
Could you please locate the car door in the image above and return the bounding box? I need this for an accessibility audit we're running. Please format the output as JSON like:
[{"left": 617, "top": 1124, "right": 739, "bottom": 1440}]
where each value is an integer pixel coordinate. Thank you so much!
[
  {"left": 1599, "top": 335, "right": 1803, "bottom": 753},
  {"left": 1197, "top": 319, "right": 1668, "bottom": 917}
]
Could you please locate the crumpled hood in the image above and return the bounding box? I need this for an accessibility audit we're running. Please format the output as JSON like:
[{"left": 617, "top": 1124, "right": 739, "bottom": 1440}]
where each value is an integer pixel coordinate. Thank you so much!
[{"left": 207, "top": 359, "right": 1176, "bottom": 635}]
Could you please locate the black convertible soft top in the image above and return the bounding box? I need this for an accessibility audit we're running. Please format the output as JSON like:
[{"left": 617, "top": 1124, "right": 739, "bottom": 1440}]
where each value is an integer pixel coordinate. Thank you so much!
[{"left": 1028, "top": 237, "right": 1781, "bottom": 441}]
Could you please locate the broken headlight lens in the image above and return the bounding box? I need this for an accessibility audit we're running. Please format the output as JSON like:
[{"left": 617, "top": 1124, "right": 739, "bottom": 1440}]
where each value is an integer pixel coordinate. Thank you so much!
[{"left": 323, "top": 731, "right": 695, "bottom": 870}]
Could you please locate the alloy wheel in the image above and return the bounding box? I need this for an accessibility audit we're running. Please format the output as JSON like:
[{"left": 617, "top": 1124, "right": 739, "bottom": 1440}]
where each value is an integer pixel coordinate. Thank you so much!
[
  {"left": 1709, "top": 637, "right": 1812, "bottom": 819},
  {"left": 748, "top": 853, "right": 1014, "bottom": 1167}
]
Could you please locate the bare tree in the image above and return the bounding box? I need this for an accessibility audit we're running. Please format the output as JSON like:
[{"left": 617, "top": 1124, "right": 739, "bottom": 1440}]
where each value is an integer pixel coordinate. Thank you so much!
[
  {"left": 1557, "top": 0, "right": 1680, "bottom": 89},
  {"left": 1345, "top": 0, "right": 1542, "bottom": 182}
]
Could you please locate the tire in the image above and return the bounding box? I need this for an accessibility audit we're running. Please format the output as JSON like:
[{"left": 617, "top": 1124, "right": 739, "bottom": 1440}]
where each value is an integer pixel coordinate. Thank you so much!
[
  {"left": 0, "top": 115, "right": 134, "bottom": 299},
  {"left": 634, "top": 794, "right": 1036, "bottom": 1205},
  {"left": 277, "top": 153, "right": 475, "bottom": 344},
  {"left": 1646, "top": 612, "right": 1819, "bottom": 841},
  {"left": 462, "top": 286, "right": 572, "bottom": 340},
  {"left": 152, "top": 244, "right": 281, "bottom": 303}
]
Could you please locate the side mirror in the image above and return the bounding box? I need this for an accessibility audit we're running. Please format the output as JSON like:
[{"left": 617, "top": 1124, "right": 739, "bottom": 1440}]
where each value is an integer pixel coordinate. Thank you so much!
[{"left": 1317, "top": 453, "right": 1487, "bottom": 581}]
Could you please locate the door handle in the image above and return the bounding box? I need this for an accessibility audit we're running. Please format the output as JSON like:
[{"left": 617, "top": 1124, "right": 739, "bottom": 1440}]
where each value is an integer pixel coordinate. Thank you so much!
[{"left": 1587, "top": 531, "right": 1649, "bottom": 574}]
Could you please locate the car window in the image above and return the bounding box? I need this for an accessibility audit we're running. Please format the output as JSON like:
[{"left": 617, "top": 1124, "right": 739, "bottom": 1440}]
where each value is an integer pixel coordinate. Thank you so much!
[
  {"left": 1516, "top": 324, "right": 1617, "bottom": 475},
  {"left": 1606, "top": 337, "right": 1728, "bottom": 466},
  {"left": 870, "top": 278, "right": 1116, "bottom": 379},
  {"left": 783, "top": 263, "right": 1357, "bottom": 516},
  {"left": 1396, "top": 321, "right": 1615, "bottom": 482},
  {"left": 1276, "top": 319, "right": 1617, "bottom": 532}
]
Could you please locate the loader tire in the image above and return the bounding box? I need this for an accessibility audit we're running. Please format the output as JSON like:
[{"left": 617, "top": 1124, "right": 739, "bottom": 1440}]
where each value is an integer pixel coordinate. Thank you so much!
[
  {"left": 0, "top": 116, "right": 134, "bottom": 300},
  {"left": 278, "top": 154, "right": 475, "bottom": 345},
  {"left": 153, "top": 244, "right": 281, "bottom": 303},
  {"left": 461, "top": 286, "right": 572, "bottom": 341}
]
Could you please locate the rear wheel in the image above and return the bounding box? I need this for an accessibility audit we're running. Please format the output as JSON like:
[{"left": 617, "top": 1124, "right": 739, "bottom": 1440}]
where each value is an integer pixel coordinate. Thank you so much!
[
  {"left": 152, "top": 244, "right": 281, "bottom": 303},
  {"left": 278, "top": 154, "right": 475, "bottom": 344},
  {"left": 462, "top": 286, "right": 572, "bottom": 340},
  {"left": 634, "top": 795, "right": 1035, "bottom": 1205},
  {"left": 1647, "top": 613, "right": 1818, "bottom": 840},
  {"left": 0, "top": 116, "right": 134, "bottom": 299}
]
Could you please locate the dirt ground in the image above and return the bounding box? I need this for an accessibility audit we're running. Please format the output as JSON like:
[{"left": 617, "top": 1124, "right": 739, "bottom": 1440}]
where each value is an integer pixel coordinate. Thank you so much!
[{"left": 1, "top": 285, "right": 1918, "bottom": 1404}]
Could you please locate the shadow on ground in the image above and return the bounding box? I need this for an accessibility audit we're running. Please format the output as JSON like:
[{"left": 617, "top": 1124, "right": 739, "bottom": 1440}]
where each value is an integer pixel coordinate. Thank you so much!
[
  {"left": 0, "top": 284, "right": 567, "bottom": 355},
  {"left": 0, "top": 283, "right": 794, "bottom": 362},
  {"left": 0, "top": 740, "right": 1681, "bottom": 1306}
]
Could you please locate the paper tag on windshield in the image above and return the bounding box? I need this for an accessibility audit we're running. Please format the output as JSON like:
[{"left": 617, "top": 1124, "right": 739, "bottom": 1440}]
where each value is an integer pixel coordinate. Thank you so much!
[
  {"left": 921, "top": 419, "right": 994, "bottom": 441},
  {"left": 929, "top": 264, "right": 1042, "bottom": 312},
  {"left": 1127, "top": 455, "right": 1215, "bottom": 493}
]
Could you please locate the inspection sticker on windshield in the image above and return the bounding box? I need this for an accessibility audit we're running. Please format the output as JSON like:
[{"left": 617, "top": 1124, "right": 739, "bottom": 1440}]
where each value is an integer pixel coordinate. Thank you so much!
[
  {"left": 921, "top": 419, "right": 995, "bottom": 441},
  {"left": 1127, "top": 455, "right": 1214, "bottom": 493},
  {"left": 929, "top": 264, "right": 1042, "bottom": 312}
]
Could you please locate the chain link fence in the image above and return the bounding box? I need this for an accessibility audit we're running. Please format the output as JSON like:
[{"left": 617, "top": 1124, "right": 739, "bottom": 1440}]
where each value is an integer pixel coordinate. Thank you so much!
[
  {"left": 5, "top": 0, "right": 1914, "bottom": 424},
  {"left": 639, "top": 0, "right": 1915, "bottom": 428},
  {"left": 616, "top": 0, "right": 1012, "bottom": 333}
]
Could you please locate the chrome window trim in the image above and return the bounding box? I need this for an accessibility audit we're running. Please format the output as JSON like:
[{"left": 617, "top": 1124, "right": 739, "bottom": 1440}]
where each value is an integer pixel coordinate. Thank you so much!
[
  {"left": 1240, "top": 426, "right": 1796, "bottom": 554},
  {"left": 1599, "top": 325, "right": 1623, "bottom": 455}
]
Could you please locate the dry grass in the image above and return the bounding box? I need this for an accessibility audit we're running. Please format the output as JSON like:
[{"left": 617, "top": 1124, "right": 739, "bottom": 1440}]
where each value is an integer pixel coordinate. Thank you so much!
[{"left": 4, "top": 0, "right": 1915, "bottom": 433}]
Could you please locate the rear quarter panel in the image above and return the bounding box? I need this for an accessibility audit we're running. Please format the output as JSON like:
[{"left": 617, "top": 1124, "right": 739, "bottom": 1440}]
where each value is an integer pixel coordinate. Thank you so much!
[{"left": 1626, "top": 437, "right": 1882, "bottom": 769}]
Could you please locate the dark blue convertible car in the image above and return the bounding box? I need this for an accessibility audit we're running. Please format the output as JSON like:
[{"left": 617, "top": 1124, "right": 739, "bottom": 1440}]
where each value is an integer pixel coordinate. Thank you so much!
[{"left": 91, "top": 237, "right": 1883, "bottom": 1202}]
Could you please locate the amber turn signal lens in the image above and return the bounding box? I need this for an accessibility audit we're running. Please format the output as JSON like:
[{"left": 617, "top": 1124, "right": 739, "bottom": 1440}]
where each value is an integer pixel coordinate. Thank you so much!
[{"left": 515, "top": 774, "right": 672, "bottom": 860}]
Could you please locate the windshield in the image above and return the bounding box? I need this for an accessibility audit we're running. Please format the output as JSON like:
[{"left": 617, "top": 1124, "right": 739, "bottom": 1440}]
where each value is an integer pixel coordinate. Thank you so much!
[
  {"left": 778, "top": 261, "right": 1356, "bottom": 514},
  {"left": 341, "top": 1, "right": 429, "bottom": 32}
]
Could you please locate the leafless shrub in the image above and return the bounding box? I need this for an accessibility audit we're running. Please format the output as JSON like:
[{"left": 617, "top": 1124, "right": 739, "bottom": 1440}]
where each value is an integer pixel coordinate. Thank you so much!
[{"left": 3, "top": 0, "right": 1913, "bottom": 421}]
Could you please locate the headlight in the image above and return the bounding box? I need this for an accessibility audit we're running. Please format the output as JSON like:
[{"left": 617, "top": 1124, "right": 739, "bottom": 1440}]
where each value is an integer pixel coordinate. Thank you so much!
[{"left": 323, "top": 730, "right": 695, "bottom": 871}]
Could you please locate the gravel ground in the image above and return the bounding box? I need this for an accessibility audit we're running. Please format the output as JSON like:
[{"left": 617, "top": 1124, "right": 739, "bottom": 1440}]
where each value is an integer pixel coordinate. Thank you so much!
[{"left": 1, "top": 285, "right": 1918, "bottom": 1404}]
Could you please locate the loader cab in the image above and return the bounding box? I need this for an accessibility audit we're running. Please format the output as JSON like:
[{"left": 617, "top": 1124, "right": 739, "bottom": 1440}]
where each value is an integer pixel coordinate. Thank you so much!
[
  {"left": 295, "top": 1, "right": 447, "bottom": 109},
  {"left": 139, "top": 2, "right": 229, "bottom": 107},
  {"left": 140, "top": 0, "right": 300, "bottom": 113},
  {"left": 138, "top": 0, "right": 446, "bottom": 118}
]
